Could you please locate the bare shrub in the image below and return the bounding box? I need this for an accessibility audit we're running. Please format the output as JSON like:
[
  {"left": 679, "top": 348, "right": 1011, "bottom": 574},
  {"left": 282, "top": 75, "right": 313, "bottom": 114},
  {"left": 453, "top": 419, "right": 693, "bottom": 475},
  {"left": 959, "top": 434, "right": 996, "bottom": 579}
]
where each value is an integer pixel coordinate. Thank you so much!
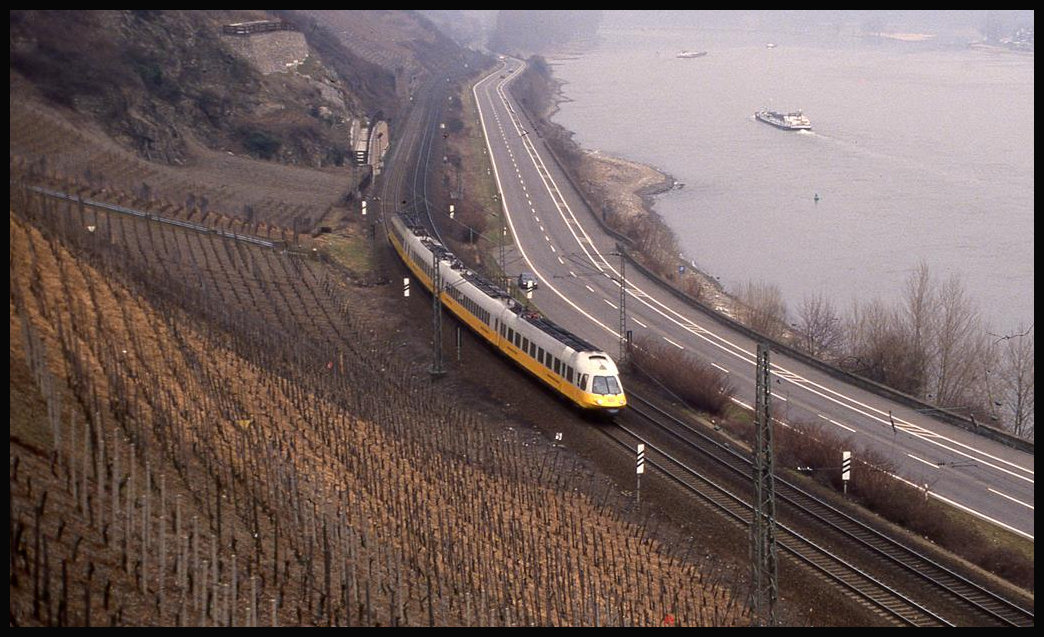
[
  {"left": 794, "top": 293, "right": 842, "bottom": 359},
  {"left": 980, "top": 545, "right": 1035, "bottom": 588},
  {"left": 679, "top": 275, "right": 704, "bottom": 302},
  {"left": 840, "top": 298, "right": 922, "bottom": 395},
  {"left": 766, "top": 415, "right": 1030, "bottom": 589},
  {"left": 628, "top": 335, "right": 735, "bottom": 416},
  {"left": 774, "top": 421, "right": 849, "bottom": 488},
  {"left": 738, "top": 280, "right": 788, "bottom": 341}
]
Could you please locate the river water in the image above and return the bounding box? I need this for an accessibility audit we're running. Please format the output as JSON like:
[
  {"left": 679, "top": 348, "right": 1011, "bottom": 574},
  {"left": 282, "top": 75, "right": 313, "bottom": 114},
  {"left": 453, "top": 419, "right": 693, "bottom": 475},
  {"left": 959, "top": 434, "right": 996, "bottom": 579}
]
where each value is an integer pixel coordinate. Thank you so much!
[{"left": 547, "top": 25, "right": 1034, "bottom": 335}]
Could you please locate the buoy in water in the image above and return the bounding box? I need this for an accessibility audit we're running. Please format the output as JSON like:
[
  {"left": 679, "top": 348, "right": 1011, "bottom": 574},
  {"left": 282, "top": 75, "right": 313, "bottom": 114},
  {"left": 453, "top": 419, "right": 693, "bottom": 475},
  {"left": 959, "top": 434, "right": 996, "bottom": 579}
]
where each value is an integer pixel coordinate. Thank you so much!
[{"left": 814, "top": 193, "right": 820, "bottom": 203}]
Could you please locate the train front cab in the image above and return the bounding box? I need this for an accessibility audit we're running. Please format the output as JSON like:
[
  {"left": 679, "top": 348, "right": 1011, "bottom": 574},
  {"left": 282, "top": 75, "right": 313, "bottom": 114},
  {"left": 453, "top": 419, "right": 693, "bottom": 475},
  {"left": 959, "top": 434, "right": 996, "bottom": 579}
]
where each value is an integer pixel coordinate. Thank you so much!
[{"left": 575, "top": 353, "right": 626, "bottom": 416}]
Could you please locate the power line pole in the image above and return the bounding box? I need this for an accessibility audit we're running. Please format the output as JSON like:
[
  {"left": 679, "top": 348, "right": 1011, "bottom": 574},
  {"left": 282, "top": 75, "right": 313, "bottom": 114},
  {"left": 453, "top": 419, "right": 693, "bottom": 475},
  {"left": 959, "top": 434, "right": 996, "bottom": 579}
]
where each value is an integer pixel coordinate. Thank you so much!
[
  {"left": 750, "top": 342, "right": 778, "bottom": 626},
  {"left": 430, "top": 249, "right": 444, "bottom": 376},
  {"left": 618, "top": 251, "right": 627, "bottom": 364},
  {"left": 499, "top": 224, "right": 506, "bottom": 279}
]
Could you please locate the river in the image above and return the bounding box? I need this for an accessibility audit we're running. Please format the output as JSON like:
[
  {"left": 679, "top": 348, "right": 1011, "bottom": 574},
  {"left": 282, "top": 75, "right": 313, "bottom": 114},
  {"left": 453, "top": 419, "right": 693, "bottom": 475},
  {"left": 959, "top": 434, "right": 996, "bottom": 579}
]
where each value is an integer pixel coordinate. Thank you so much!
[{"left": 547, "top": 23, "right": 1034, "bottom": 335}]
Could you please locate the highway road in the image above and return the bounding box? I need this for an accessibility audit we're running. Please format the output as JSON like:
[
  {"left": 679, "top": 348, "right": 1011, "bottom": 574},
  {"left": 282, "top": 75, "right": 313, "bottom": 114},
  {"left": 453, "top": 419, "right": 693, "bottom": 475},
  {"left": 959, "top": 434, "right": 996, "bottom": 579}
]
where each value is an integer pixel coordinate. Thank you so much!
[{"left": 472, "top": 57, "right": 1034, "bottom": 541}]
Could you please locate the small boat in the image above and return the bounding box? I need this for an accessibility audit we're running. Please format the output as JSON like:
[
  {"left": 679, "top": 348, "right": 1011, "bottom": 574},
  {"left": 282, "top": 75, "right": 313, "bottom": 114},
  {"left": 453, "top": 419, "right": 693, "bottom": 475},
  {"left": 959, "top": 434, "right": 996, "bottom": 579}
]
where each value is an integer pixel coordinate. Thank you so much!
[
  {"left": 755, "top": 109, "right": 812, "bottom": 131},
  {"left": 677, "top": 50, "right": 707, "bottom": 59},
  {"left": 765, "top": 42, "right": 777, "bottom": 48}
]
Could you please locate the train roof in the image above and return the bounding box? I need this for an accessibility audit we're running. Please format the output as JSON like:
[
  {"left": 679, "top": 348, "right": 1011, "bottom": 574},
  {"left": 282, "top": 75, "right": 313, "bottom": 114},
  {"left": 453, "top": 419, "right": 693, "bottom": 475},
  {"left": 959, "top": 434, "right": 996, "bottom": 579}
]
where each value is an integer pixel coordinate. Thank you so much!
[
  {"left": 518, "top": 307, "right": 599, "bottom": 353},
  {"left": 399, "top": 214, "right": 602, "bottom": 354}
]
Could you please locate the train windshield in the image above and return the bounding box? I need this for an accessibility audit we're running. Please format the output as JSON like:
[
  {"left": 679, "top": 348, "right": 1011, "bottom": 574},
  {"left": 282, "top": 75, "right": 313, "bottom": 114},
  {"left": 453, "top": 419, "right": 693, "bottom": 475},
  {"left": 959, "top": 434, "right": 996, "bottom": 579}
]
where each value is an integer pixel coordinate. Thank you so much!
[{"left": 591, "top": 375, "right": 621, "bottom": 395}]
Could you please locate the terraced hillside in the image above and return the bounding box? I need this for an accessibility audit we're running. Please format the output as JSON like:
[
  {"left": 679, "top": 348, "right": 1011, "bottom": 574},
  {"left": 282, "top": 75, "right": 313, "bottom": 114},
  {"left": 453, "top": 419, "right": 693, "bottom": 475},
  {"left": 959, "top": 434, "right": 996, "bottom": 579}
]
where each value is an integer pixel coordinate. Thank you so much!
[
  {"left": 9, "top": 88, "right": 752, "bottom": 627},
  {"left": 10, "top": 97, "right": 361, "bottom": 241}
]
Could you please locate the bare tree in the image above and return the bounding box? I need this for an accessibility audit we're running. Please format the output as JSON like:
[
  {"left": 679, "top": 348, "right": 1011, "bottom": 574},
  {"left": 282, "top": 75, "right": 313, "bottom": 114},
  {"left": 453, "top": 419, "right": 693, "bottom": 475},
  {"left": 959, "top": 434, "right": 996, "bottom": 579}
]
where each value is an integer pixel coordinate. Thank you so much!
[
  {"left": 795, "top": 292, "right": 842, "bottom": 358},
  {"left": 841, "top": 264, "right": 1019, "bottom": 429},
  {"left": 739, "top": 280, "right": 787, "bottom": 340},
  {"left": 901, "top": 260, "right": 935, "bottom": 398},
  {"left": 991, "top": 324, "right": 1034, "bottom": 440},
  {"left": 634, "top": 214, "right": 681, "bottom": 280},
  {"left": 929, "top": 273, "right": 990, "bottom": 409},
  {"left": 842, "top": 298, "right": 920, "bottom": 393}
]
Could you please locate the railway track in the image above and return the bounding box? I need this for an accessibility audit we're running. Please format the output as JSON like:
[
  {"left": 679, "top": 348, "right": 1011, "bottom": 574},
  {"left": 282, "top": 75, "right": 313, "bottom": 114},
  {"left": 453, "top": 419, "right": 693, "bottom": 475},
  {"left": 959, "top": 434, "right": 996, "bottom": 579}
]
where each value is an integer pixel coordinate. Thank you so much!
[{"left": 604, "top": 392, "right": 1034, "bottom": 627}]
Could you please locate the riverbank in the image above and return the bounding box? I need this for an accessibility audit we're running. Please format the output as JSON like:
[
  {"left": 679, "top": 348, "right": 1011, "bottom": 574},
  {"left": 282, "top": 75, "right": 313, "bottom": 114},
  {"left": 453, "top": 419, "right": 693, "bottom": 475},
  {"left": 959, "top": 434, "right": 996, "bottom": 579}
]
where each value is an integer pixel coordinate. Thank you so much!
[
  {"left": 573, "top": 148, "right": 675, "bottom": 223},
  {"left": 535, "top": 53, "right": 742, "bottom": 319},
  {"left": 571, "top": 146, "right": 743, "bottom": 320}
]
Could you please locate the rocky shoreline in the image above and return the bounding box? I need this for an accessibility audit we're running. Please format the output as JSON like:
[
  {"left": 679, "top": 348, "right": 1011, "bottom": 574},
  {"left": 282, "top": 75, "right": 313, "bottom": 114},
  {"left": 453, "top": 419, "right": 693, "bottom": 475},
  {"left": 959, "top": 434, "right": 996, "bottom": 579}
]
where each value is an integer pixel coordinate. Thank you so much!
[
  {"left": 538, "top": 59, "right": 735, "bottom": 312},
  {"left": 577, "top": 148, "right": 676, "bottom": 221},
  {"left": 573, "top": 147, "right": 740, "bottom": 317}
]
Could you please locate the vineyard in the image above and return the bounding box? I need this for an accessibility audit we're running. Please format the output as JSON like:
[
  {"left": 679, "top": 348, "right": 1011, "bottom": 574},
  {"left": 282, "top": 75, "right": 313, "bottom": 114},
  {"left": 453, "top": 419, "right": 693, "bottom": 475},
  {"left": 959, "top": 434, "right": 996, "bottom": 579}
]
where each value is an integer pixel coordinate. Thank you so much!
[
  {"left": 9, "top": 97, "right": 363, "bottom": 241},
  {"left": 9, "top": 111, "right": 751, "bottom": 624}
]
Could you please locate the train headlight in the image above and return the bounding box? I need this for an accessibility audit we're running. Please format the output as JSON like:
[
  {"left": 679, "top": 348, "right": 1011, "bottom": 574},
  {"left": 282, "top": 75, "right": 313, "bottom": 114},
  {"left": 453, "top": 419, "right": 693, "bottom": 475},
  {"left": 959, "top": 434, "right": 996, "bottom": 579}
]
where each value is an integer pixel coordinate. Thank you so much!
[{"left": 595, "top": 398, "right": 604, "bottom": 405}]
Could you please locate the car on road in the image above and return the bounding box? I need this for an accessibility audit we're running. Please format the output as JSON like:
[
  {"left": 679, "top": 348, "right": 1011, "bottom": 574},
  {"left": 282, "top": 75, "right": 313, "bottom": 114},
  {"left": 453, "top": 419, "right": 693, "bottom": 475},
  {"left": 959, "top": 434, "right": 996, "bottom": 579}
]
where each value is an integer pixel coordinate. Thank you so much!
[{"left": 518, "top": 271, "right": 538, "bottom": 291}]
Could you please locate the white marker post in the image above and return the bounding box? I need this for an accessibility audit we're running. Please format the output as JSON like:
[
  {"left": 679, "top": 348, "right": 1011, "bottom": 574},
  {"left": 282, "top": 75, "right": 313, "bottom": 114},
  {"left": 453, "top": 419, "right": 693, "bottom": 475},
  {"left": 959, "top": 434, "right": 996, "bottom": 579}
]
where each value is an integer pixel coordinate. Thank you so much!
[
  {"left": 842, "top": 451, "right": 851, "bottom": 494},
  {"left": 403, "top": 277, "right": 410, "bottom": 298},
  {"left": 636, "top": 443, "right": 645, "bottom": 505}
]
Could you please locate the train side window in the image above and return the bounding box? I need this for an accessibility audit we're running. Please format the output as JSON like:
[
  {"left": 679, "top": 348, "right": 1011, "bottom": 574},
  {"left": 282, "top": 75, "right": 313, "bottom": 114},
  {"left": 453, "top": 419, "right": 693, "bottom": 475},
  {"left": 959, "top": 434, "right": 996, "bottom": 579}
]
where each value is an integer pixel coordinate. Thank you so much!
[
  {"left": 538, "top": 347, "right": 544, "bottom": 364},
  {"left": 522, "top": 337, "right": 529, "bottom": 352},
  {"left": 529, "top": 342, "right": 536, "bottom": 357},
  {"left": 566, "top": 366, "right": 573, "bottom": 383},
  {"left": 553, "top": 359, "right": 560, "bottom": 374},
  {"left": 579, "top": 373, "right": 589, "bottom": 390}
]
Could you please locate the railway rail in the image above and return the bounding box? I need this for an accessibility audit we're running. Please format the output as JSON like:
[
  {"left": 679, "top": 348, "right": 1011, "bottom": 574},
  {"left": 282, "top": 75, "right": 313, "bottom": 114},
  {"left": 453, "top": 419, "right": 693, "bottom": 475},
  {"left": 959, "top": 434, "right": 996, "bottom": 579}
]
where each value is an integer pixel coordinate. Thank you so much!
[
  {"left": 606, "top": 392, "right": 1034, "bottom": 627},
  {"left": 379, "top": 66, "right": 1033, "bottom": 628}
]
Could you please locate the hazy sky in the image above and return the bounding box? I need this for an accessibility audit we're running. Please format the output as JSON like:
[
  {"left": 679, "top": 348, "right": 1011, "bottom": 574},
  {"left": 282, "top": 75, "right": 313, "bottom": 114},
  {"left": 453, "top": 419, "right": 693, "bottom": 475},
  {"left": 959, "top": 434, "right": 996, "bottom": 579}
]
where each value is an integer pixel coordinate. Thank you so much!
[{"left": 598, "top": 10, "right": 1033, "bottom": 36}]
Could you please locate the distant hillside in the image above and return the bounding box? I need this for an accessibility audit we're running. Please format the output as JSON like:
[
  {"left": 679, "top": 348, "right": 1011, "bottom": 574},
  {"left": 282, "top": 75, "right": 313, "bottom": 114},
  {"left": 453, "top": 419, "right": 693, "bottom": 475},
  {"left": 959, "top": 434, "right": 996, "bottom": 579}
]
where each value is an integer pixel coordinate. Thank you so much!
[
  {"left": 9, "top": 10, "right": 464, "bottom": 168},
  {"left": 488, "top": 10, "right": 603, "bottom": 56},
  {"left": 417, "top": 10, "right": 498, "bottom": 51},
  {"left": 294, "top": 10, "right": 476, "bottom": 99}
]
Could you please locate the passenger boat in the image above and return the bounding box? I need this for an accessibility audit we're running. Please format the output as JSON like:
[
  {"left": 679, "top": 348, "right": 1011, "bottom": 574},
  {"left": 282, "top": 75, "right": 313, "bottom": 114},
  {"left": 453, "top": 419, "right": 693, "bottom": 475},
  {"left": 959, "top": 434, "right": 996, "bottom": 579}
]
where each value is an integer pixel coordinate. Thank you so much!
[
  {"left": 754, "top": 109, "right": 812, "bottom": 131},
  {"left": 676, "top": 50, "right": 707, "bottom": 58}
]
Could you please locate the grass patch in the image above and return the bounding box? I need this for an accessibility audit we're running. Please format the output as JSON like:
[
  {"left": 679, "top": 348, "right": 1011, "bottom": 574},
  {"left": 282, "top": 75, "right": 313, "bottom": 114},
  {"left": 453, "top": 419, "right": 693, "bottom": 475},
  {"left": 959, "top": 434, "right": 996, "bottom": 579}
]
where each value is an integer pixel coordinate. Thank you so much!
[{"left": 319, "top": 228, "right": 376, "bottom": 274}]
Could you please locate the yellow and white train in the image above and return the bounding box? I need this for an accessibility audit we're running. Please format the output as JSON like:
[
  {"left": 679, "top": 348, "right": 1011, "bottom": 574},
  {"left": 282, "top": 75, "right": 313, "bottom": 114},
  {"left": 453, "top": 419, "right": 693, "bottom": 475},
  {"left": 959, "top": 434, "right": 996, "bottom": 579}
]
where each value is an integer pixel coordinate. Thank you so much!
[{"left": 389, "top": 214, "right": 627, "bottom": 415}]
